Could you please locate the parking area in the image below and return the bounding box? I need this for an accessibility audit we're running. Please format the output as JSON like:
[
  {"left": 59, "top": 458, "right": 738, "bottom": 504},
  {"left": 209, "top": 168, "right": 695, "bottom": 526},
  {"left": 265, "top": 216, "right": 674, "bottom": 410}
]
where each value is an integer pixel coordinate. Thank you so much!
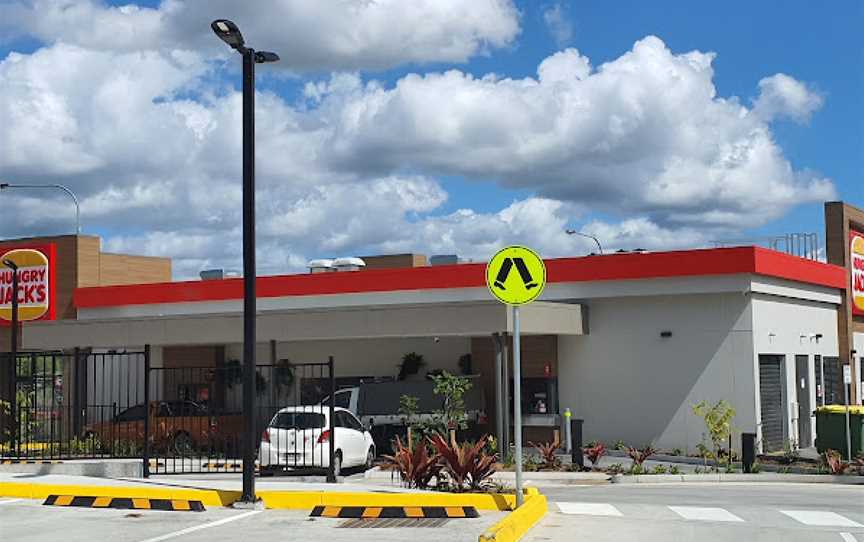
[{"left": 0, "top": 497, "right": 506, "bottom": 542}]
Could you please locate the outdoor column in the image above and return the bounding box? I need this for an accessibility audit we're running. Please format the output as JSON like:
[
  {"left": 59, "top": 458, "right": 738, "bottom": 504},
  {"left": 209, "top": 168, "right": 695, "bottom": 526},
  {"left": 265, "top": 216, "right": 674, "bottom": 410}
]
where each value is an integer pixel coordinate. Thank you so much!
[
  {"left": 502, "top": 332, "right": 510, "bottom": 451},
  {"left": 493, "top": 333, "right": 504, "bottom": 456}
]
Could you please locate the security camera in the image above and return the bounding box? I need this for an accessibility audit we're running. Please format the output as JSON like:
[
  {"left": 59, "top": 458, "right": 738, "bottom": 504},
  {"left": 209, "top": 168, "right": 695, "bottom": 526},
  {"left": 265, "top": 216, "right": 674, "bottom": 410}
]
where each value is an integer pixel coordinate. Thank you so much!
[{"left": 433, "top": 337, "right": 440, "bottom": 343}]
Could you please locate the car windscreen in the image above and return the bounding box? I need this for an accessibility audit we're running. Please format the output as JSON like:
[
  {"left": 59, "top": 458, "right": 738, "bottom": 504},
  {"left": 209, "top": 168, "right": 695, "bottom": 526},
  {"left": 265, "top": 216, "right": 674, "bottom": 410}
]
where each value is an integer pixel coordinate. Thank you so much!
[
  {"left": 115, "top": 404, "right": 145, "bottom": 422},
  {"left": 270, "top": 412, "right": 325, "bottom": 430}
]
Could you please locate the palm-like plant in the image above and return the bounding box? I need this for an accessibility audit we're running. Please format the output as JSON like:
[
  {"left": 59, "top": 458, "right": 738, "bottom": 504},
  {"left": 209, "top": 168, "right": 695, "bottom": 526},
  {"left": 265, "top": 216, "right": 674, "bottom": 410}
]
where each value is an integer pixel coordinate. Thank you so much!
[
  {"left": 429, "top": 434, "right": 497, "bottom": 491},
  {"left": 530, "top": 440, "right": 561, "bottom": 469},
  {"left": 627, "top": 445, "right": 657, "bottom": 467},
  {"left": 822, "top": 449, "right": 850, "bottom": 475},
  {"left": 584, "top": 441, "right": 607, "bottom": 468},
  {"left": 382, "top": 436, "right": 441, "bottom": 489}
]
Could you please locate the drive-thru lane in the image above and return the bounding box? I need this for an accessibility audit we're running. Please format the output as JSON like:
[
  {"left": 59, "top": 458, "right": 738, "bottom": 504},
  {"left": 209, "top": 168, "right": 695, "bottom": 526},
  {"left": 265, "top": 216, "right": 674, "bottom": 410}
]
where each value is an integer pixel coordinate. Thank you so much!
[{"left": 0, "top": 497, "right": 505, "bottom": 542}]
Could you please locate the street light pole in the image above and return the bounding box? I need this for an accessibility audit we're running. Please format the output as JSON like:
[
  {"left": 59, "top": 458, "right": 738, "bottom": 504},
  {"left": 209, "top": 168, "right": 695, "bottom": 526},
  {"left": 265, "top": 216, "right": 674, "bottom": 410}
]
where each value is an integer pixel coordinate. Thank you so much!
[
  {"left": 240, "top": 46, "right": 258, "bottom": 505},
  {"left": 0, "top": 183, "right": 81, "bottom": 235},
  {"left": 565, "top": 230, "right": 603, "bottom": 254},
  {"left": 3, "top": 259, "right": 19, "bottom": 454},
  {"left": 211, "top": 18, "right": 279, "bottom": 505}
]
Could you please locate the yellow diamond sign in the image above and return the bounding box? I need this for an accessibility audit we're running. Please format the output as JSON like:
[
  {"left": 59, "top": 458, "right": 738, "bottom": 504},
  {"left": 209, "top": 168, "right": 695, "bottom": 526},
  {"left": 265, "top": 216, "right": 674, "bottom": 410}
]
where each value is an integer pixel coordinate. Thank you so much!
[{"left": 486, "top": 245, "right": 546, "bottom": 305}]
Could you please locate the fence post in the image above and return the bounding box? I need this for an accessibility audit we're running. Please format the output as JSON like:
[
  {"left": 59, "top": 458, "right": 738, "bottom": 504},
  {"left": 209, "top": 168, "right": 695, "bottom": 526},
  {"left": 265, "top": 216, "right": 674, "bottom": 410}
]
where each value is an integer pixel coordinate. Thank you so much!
[
  {"left": 327, "top": 356, "right": 336, "bottom": 483},
  {"left": 143, "top": 345, "right": 151, "bottom": 478}
]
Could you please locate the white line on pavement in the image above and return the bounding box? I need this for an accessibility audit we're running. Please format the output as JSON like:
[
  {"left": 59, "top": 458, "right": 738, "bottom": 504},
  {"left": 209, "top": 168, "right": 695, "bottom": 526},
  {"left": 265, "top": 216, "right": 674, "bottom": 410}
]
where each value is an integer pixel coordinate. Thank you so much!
[
  {"left": 137, "top": 510, "right": 263, "bottom": 542},
  {"left": 840, "top": 533, "right": 858, "bottom": 542},
  {"left": 668, "top": 506, "right": 744, "bottom": 523},
  {"left": 556, "top": 502, "right": 623, "bottom": 516},
  {"left": 0, "top": 499, "right": 24, "bottom": 505},
  {"left": 780, "top": 510, "right": 863, "bottom": 528}
]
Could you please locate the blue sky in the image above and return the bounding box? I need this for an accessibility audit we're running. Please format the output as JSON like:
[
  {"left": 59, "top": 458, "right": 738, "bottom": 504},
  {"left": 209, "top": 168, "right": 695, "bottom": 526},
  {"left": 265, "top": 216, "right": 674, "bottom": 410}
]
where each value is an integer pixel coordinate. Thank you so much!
[{"left": 0, "top": 1, "right": 860, "bottom": 276}]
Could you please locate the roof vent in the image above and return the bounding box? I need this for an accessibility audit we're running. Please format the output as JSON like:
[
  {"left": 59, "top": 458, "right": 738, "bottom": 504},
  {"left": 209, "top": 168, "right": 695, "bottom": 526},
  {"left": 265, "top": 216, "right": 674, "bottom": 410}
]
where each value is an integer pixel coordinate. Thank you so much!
[
  {"left": 332, "top": 257, "right": 366, "bottom": 272},
  {"left": 430, "top": 255, "right": 458, "bottom": 266},
  {"left": 308, "top": 259, "right": 335, "bottom": 274},
  {"left": 200, "top": 269, "right": 241, "bottom": 280}
]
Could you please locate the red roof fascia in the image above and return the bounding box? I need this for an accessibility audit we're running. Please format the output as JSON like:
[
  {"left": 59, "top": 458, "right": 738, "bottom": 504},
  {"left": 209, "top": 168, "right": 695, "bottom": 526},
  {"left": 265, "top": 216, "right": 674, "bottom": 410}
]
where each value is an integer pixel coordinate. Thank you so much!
[{"left": 73, "top": 247, "right": 846, "bottom": 309}]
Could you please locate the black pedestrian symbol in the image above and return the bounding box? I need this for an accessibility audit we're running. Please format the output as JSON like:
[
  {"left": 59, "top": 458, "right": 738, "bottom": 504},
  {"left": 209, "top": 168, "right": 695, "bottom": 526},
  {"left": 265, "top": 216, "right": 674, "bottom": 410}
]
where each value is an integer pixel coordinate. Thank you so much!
[{"left": 493, "top": 257, "right": 538, "bottom": 291}]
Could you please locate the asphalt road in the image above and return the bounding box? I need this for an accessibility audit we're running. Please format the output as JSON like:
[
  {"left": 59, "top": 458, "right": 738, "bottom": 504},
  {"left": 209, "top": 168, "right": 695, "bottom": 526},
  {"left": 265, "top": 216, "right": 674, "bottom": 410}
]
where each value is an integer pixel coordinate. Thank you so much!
[
  {"left": 531, "top": 482, "right": 864, "bottom": 542},
  {"left": 0, "top": 497, "right": 505, "bottom": 542}
]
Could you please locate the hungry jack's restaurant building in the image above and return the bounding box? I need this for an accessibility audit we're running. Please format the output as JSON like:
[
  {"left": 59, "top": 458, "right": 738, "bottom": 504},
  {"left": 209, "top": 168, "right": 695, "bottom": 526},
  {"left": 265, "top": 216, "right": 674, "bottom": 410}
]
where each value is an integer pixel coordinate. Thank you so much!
[{"left": 1, "top": 201, "right": 863, "bottom": 455}]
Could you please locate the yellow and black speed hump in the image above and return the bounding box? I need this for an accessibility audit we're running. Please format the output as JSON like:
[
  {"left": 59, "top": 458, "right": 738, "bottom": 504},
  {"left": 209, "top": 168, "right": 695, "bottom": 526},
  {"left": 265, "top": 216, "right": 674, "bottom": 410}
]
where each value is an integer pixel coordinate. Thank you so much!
[
  {"left": 43, "top": 495, "right": 205, "bottom": 512},
  {"left": 486, "top": 245, "right": 546, "bottom": 305}
]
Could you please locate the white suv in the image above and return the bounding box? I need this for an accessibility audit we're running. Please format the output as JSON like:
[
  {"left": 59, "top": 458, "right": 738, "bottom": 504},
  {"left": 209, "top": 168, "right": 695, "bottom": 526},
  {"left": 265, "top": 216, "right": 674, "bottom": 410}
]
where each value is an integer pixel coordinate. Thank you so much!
[{"left": 258, "top": 406, "right": 375, "bottom": 476}]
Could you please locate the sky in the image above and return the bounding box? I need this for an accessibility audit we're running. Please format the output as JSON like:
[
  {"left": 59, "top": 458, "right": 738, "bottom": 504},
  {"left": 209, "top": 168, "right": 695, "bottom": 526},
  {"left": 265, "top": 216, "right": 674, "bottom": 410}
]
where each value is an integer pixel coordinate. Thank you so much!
[{"left": 0, "top": 0, "right": 861, "bottom": 279}]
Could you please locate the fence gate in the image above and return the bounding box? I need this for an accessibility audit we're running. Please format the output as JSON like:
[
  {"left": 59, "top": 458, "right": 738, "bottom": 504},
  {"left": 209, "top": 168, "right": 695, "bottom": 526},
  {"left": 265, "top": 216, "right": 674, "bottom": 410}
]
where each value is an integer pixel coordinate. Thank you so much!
[
  {"left": 0, "top": 349, "right": 147, "bottom": 461},
  {"left": 146, "top": 357, "right": 335, "bottom": 478}
]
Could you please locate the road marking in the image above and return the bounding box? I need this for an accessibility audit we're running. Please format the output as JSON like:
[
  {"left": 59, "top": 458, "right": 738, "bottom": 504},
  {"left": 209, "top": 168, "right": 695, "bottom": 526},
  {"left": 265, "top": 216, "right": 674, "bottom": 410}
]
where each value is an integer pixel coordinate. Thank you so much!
[
  {"left": 840, "top": 533, "right": 858, "bottom": 542},
  {"left": 0, "top": 499, "right": 24, "bottom": 505},
  {"left": 137, "top": 510, "right": 262, "bottom": 542},
  {"left": 668, "top": 506, "right": 744, "bottom": 523},
  {"left": 556, "top": 502, "right": 623, "bottom": 516},
  {"left": 780, "top": 510, "right": 863, "bottom": 528}
]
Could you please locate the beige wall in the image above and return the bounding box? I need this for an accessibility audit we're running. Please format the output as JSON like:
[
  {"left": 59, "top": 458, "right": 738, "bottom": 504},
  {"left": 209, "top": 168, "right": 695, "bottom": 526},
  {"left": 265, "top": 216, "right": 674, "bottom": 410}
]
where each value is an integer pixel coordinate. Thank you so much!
[
  {"left": 558, "top": 292, "right": 754, "bottom": 454},
  {"left": 225, "top": 336, "right": 471, "bottom": 379},
  {"left": 751, "top": 294, "right": 840, "bottom": 450},
  {"left": 98, "top": 253, "right": 171, "bottom": 286}
]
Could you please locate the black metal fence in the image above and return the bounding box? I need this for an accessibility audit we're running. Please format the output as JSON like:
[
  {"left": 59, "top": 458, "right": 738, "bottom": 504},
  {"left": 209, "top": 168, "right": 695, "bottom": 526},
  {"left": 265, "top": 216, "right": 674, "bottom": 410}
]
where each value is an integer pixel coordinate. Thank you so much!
[
  {"left": 0, "top": 349, "right": 147, "bottom": 460},
  {"left": 0, "top": 348, "right": 336, "bottom": 480},
  {"left": 146, "top": 358, "right": 335, "bottom": 476}
]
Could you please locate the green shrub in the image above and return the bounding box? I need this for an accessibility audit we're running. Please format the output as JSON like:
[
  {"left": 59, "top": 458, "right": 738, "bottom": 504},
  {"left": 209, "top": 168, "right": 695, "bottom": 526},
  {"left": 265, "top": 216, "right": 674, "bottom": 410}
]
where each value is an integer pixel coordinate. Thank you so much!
[{"left": 692, "top": 400, "right": 735, "bottom": 472}]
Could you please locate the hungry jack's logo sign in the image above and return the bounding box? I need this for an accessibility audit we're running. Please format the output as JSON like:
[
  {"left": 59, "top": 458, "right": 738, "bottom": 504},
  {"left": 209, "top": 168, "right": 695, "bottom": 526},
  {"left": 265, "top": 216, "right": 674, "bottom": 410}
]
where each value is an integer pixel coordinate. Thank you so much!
[
  {"left": 852, "top": 230, "right": 864, "bottom": 317},
  {"left": 0, "top": 245, "right": 55, "bottom": 322}
]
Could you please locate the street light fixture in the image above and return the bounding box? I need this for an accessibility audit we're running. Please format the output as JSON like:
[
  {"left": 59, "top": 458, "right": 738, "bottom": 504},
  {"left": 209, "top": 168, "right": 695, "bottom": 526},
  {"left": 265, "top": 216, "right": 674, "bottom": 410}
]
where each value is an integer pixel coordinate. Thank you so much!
[
  {"left": 0, "top": 183, "right": 81, "bottom": 235},
  {"left": 211, "top": 18, "right": 280, "bottom": 504},
  {"left": 565, "top": 229, "right": 604, "bottom": 254}
]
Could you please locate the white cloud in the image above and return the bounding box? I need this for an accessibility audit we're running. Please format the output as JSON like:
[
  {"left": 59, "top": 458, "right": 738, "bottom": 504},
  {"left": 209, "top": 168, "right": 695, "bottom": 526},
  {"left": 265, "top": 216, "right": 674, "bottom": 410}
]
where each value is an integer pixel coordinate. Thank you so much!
[
  {"left": 752, "top": 73, "right": 824, "bottom": 123},
  {"left": 317, "top": 36, "right": 834, "bottom": 228},
  {"left": 542, "top": 3, "right": 574, "bottom": 47},
  {"left": 0, "top": 32, "right": 833, "bottom": 277},
  {"left": 3, "top": 0, "right": 521, "bottom": 71}
]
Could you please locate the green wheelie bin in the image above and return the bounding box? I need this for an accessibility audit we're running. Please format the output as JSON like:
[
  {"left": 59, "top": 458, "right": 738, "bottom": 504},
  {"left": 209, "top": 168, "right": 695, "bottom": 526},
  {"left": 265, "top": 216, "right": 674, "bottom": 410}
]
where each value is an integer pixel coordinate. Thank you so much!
[{"left": 815, "top": 405, "right": 864, "bottom": 460}]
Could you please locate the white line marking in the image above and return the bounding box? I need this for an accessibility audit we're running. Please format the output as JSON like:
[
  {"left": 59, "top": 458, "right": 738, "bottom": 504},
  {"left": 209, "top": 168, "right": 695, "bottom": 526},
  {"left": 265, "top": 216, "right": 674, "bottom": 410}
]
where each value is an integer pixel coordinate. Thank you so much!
[
  {"left": 0, "top": 499, "right": 24, "bottom": 505},
  {"left": 137, "top": 510, "right": 262, "bottom": 542},
  {"left": 780, "top": 510, "right": 863, "bottom": 528},
  {"left": 556, "top": 502, "right": 623, "bottom": 516},
  {"left": 840, "top": 533, "right": 858, "bottom": 542},
  {"left": 668, "top": 506, "right": 744, "bottom": 523}
]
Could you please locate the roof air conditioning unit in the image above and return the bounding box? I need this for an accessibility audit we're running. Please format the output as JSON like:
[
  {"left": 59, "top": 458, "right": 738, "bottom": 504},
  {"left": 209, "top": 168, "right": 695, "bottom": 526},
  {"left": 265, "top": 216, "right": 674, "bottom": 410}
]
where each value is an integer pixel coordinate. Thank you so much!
[
  {"left": 200, "top": 269, "right": 241, "bottom": 280},
  {"left": 332, "top": 257, "right": 366, "bottom": 272},
  {"left": 308, "top": 259, "right": 335, "bottom": 274}
]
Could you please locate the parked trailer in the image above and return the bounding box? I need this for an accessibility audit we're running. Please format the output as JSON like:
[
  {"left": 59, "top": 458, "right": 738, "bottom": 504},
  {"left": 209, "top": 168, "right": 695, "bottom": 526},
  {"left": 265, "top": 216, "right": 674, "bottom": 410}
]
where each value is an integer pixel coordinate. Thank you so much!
[{"left": 321, "top": 379, "right": 487, "bottom": 452}]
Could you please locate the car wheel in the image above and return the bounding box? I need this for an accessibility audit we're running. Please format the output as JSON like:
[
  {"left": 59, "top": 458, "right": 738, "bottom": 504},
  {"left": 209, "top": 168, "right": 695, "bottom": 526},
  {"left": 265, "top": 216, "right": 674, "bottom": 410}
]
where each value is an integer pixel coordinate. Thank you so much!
[
  {"left": 172, "top": 432, "right": 193, "bottom": 456},
  {"left": 332, "top": 451, "right": 342, "bottom": 477},
  {"left": 365, "top": 447, "right": 375, "bottom": 470}
]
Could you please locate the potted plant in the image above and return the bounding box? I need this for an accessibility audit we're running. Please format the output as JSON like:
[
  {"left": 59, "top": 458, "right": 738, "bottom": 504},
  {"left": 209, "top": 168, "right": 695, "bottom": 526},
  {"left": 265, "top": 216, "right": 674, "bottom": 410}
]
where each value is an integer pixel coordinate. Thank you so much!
[
  {"left": 398, "top": 352, "right": 426, "bottom": 380},
  {"left": 458, "top": 353, "right": 473, "bottom": 375}
]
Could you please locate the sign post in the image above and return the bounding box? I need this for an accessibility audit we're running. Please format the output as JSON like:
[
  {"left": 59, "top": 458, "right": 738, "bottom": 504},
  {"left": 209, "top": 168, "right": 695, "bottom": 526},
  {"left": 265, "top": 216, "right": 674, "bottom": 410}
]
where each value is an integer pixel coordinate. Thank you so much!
[{"left": 486, "top": 245, "right": 546, "bottom": 507}]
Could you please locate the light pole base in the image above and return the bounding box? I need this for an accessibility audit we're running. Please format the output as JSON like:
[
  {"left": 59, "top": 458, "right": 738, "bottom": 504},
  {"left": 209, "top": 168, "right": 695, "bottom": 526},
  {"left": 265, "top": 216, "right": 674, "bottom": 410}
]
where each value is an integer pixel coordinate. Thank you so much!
[{"left": 232, "top": 499, "right": 264, "bottom": 510}]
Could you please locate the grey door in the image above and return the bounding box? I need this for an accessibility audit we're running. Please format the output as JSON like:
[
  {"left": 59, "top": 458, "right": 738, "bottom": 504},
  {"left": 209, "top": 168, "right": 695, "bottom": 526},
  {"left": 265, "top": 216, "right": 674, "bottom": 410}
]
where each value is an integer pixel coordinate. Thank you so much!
[
  {"left": 759, "top": 355, "right": 785, "bottom": 452},
  {"left": 795, "top": 355, "right": 812, "bottom": 448}
]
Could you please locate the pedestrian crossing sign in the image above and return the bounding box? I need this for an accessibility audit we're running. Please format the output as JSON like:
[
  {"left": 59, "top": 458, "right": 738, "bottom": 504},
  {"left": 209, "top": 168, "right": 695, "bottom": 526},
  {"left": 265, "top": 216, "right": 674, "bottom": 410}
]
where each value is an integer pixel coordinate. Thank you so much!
[{"left": 486, "top": 245, "right": 546, "bottom": 305}]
